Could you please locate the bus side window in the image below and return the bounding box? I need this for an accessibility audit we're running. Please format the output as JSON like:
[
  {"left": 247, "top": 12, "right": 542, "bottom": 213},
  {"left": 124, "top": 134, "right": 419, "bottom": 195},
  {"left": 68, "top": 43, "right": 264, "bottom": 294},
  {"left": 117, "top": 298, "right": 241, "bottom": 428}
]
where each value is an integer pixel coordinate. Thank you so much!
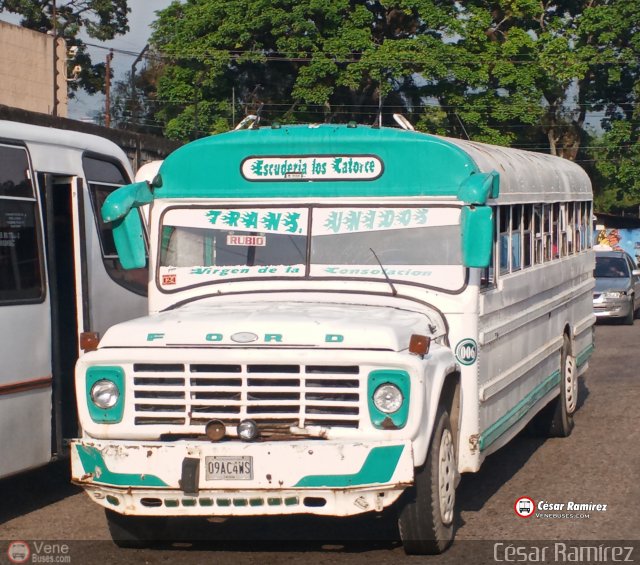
[
  {"left": 499, "top": 206, "right": 510, "bottom": 275},
  {"left": 523, "top": 205, "right": 532, "bottom": 268},
  {"left": 533, "top": 204, "right": 543, "bottom": 264},
  {"left": 543, "top": 204, "right": 551, "bottom": 261},
  {"left": 0, "top": 145, "right": 43, "bottom": 304},
  {"left": 511, "top": 205, "right": 522, "bottom": 272},
  {"left": 480, "top": 207, "right": 497, "bottom": 288}
]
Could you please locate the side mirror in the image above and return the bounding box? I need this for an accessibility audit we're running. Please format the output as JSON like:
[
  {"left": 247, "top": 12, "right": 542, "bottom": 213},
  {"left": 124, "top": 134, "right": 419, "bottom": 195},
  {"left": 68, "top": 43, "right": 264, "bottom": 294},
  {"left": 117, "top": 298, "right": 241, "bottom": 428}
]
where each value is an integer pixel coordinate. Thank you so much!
[
  {"left": 102, "top": 181, "right": 153, "bottom": 270},
  {"left": 112, "top": 211, "right": 146, "bottom": 269},
  {"left": 461, "top": 205, "right": 493, "bottom": 268}
]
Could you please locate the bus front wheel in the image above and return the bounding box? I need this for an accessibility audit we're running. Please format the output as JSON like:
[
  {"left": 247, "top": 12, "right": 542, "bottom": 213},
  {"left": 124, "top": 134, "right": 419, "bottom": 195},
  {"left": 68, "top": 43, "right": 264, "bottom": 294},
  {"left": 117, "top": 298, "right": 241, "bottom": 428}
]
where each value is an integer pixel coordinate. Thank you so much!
[
  {"left": 397, "top": 406, "right": 456, "bottom": 555},
  {"left": 105, "top": 509, "right": 167, "bottom": 549}
]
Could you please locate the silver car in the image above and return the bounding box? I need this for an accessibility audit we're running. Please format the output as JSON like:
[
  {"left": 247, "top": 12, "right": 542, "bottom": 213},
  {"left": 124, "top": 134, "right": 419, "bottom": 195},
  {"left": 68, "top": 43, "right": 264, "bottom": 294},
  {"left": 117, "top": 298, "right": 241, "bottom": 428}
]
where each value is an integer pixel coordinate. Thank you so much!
[{"left": 593, "top": 250, "right": 640, "bottom": 324}]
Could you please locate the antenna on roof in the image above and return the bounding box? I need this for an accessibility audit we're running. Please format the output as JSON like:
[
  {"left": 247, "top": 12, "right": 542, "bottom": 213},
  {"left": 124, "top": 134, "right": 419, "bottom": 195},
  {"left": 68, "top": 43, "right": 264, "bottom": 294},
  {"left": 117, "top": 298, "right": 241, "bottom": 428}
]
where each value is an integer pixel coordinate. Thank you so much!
[
  {"left": 251, "top": 103, "right": 264, "bottom": 129},
  {"left": 234, "top": 115, "right": 257, "bottom": 130},
  {"left": 393, "top": 114, "right": 415, "bottom": 131},
  {"left": 455, "top": 113, "right": 471, "bottom": 140}
]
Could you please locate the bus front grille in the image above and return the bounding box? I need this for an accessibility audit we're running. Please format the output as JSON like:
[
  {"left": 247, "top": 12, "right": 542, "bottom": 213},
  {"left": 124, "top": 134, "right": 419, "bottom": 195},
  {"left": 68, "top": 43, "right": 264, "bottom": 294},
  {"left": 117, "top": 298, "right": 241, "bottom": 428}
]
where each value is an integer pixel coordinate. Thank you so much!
[{"left": 132, "top": 363, "right": 362, "bottom": 431}]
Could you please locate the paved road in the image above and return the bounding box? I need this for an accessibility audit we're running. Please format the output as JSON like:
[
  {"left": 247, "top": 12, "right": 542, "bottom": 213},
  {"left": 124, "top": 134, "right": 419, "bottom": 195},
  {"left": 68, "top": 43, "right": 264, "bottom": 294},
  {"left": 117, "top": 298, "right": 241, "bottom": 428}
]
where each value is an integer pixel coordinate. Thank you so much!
[{"left": 1, "top": 324, "right": 638, "bottom": 564}]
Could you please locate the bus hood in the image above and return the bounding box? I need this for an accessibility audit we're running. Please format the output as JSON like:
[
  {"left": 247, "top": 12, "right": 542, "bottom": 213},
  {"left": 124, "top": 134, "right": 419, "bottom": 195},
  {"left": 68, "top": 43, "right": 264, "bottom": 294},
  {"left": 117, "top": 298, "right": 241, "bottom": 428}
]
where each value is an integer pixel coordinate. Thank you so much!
[{"left": 98, "top": 301, "right": 441, "bottom": 351}]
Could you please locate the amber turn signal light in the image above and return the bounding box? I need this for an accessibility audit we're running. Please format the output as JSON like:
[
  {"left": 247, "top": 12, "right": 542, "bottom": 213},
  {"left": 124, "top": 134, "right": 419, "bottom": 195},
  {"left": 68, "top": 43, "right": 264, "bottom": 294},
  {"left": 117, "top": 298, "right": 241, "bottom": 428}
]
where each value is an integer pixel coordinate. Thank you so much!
[
  {"left": 80, "top": 332, "right": 100, "bottom": 352},
  {"left": 409, "top": 334, "right": 430, "bottom": 356}
]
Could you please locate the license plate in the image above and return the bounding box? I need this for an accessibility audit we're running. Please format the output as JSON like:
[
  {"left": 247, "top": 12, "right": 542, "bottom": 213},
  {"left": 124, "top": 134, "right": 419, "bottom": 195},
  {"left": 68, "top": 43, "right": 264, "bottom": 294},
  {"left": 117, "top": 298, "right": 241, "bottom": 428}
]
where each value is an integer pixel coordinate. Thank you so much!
[{"left": 205, "top": 456, "right": 253, "bottom": 480}]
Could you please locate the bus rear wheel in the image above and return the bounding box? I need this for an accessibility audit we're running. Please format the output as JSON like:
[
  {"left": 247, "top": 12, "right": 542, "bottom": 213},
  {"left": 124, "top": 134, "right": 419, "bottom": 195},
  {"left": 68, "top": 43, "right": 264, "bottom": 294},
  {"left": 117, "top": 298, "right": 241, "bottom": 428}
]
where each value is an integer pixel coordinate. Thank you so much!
[
  {"left": 397, "top": 406, "right": 456, "bottom": 555},
  {"left": 533, "top": 335, "right": 576, "bottom": 438}
]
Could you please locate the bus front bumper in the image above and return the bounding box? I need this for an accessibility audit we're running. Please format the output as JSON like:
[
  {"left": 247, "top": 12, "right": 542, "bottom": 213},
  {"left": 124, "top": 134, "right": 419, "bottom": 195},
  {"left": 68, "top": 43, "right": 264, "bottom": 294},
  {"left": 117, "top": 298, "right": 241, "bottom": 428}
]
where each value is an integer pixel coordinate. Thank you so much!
[{"left": 70, "top": 438, "right": 414, "bottom": 517}]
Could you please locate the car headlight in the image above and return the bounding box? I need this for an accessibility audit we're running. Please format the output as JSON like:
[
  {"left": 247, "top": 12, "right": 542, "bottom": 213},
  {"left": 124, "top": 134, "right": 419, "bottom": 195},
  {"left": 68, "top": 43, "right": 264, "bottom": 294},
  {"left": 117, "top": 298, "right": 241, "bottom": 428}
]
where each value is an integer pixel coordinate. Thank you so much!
[
  {"left": 373, "top": 383, "right": 403, "bottom": 414},
  {"left": 602, "top": 291, "right": 626, "bottom": 299},
  {"left": 90, "top": 379, "right": 120, "bottom": 409}
]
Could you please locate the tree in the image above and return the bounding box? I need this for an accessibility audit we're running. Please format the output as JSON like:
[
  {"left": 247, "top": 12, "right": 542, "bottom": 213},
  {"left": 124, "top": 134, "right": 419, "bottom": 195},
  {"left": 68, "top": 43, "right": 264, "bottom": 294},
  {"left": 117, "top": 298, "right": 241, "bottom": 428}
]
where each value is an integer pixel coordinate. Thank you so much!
[
  {"left": 425, "top": 1, "right": 640, "bottom": 157},
  {"left": 0, "top": 0, "right": 130, "bottom": 96},
  {"left": 149, "top": 0, "right": 463, "bottom": 139},
  {"left": 148, "top": 0, "right": 640, "bottom": 170}
]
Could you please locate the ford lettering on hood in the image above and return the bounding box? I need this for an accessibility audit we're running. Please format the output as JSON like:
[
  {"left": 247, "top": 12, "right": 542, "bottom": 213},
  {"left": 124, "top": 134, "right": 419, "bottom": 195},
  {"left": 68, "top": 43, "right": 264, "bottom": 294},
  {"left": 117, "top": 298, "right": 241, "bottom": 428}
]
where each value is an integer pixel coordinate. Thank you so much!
[{"left": 98, "top": 301, "right": 443, "bottom": 351}]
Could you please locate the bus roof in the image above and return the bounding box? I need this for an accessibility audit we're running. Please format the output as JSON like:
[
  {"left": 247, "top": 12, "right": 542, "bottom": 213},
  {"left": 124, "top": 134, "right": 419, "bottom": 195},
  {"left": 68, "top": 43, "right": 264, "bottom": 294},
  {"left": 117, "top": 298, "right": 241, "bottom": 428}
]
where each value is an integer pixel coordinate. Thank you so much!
[
  {"left": 154, "top": 124, "right": 591, "bottom": 202},
  {"left": 0, "top": 120, "right": 130, "bottom": 161}
]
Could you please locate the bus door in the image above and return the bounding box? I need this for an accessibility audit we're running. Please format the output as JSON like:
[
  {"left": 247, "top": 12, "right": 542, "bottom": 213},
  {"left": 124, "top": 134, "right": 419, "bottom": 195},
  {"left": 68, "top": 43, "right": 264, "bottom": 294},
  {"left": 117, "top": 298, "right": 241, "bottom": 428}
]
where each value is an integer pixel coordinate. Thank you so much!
[
  {"left": 40, "top": 174, "right": 81, "bottom": 448},
  {"left": 0, "top": 144, "right": 52, "bottom": 479}
]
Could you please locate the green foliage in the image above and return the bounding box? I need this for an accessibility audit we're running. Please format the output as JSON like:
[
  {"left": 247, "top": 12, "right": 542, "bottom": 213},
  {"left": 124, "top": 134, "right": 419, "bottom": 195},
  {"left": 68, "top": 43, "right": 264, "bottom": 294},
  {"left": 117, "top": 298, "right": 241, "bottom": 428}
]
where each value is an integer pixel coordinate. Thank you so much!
[
  {"left": 591, "top": 120, "right": 640, "bottom": 213},
  {"left": 0, "top": 0, "right": 130, "bottom": 95}
]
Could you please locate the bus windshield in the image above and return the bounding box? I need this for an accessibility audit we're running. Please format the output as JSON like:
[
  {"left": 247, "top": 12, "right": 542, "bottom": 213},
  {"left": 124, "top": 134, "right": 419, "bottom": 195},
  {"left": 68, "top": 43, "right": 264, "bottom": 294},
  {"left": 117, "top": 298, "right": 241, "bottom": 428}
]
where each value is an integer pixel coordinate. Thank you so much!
[{"left": 158, "top": 206, "right": 464, "bottom": 291}]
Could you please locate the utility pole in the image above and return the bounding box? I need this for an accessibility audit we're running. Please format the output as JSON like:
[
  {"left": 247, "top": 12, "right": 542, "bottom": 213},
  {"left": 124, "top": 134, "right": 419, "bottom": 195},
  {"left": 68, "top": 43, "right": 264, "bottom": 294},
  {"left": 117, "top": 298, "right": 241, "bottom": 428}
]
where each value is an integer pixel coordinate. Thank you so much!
[
  {"left": 105, "top": 49, "right": 114, "bottom": 127},
  {"left": 52, "top": 0, "right": 58, "bottom": 117}
]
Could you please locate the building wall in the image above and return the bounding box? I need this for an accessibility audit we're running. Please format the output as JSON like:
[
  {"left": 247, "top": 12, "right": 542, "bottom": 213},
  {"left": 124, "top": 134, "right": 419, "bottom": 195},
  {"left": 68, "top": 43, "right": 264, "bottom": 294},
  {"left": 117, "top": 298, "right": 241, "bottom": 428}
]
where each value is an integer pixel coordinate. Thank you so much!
[{"left": 0, "top": 21, "right": 67, "bottom": 117}]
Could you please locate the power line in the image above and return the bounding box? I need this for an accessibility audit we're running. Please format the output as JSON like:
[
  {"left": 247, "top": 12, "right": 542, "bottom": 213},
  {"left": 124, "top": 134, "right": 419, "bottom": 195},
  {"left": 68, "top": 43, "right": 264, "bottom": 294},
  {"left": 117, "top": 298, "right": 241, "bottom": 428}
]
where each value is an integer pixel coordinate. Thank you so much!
[{"left": 83, "top": 41, "right": 640, "bottom": 68}]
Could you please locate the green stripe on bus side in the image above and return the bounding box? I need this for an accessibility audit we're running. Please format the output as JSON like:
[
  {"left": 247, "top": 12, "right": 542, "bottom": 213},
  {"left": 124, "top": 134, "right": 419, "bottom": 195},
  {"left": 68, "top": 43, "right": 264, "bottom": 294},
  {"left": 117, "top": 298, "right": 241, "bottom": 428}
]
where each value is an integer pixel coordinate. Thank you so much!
[
  {"left": 294, "top": 445, "right": 404, "bottom": 488},
  {"left": 479, "top": 371, "right": 561, "bottom": 452},
  {"left": 576, "top": 343, "right": 594, "bottom": 368},
  {"left": 76, "top": 445, "right": 168, "bottom": 487}
]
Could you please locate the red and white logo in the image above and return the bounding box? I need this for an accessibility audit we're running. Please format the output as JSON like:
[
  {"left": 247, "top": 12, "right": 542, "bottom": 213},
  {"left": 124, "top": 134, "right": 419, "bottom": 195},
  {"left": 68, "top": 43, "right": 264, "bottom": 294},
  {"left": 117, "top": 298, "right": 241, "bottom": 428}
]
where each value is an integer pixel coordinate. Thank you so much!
[
  {"left": 7, "top": 541, "right": 31, "bottom": 564},
  {"left": 514, "top": 496, "right": 536, "bottom": 518}
]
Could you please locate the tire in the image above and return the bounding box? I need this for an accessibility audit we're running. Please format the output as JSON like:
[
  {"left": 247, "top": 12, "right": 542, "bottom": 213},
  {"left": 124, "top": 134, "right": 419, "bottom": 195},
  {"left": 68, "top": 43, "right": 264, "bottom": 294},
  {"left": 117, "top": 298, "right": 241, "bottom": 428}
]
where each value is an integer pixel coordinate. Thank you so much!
[
  {"left": 533, "top": 335, "right": 576, "bottom": 437},
  {"left": 105, "top": 509, "right": 167, "bottom": 549},
  {"left": 397, "top": 406, "right": 456, "bottom": 555},
  {"left": 624, "top": 302, "right": 634, "bottom": 325}
]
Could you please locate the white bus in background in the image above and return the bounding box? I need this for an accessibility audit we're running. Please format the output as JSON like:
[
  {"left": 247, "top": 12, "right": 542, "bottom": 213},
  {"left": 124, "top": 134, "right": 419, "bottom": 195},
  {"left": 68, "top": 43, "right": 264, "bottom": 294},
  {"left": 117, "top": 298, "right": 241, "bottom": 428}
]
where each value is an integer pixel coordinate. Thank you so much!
[{"left": 0, "top": 121, "right": 148, "bottom": 480}]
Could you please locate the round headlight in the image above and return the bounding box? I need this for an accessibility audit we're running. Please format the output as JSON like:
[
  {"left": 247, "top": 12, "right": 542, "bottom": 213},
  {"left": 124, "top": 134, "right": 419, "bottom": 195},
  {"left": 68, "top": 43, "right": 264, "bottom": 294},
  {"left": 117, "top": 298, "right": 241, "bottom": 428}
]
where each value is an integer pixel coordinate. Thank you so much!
[
  {"left": 237, "top": 419, "right": 259, "bottom": 441},
  {"left": 90, "top": 379, "right": 119, "bottom": 409},
  {"left": 373, "top": 383, "right": 403, "bottom": 414}
]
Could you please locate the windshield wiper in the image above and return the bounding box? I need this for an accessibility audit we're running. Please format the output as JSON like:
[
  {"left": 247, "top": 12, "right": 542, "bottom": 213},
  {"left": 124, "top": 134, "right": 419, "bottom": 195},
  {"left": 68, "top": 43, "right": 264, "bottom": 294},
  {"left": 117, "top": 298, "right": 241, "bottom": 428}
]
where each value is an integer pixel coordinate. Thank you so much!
[{"left": 370, "top": 248, "right": 398, "bottom": 296}]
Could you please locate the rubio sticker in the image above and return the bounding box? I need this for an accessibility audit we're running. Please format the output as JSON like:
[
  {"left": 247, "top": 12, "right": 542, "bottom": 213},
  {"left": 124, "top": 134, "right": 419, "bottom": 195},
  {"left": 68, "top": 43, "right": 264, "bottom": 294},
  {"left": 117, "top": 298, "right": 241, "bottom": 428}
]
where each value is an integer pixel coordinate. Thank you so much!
[{"left": 455, "top": 338, "right": 477, "bottom": 365}]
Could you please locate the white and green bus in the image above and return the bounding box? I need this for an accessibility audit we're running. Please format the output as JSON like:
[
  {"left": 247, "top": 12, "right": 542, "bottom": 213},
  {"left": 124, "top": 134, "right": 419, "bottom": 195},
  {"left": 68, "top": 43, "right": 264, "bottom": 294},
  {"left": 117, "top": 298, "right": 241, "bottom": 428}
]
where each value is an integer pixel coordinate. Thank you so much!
[
  {"left": 0, "top": 121, "right": 147, "bottom": 480},
  {"left": 71, "top": 123, "right": 594, "bottom": 554}
]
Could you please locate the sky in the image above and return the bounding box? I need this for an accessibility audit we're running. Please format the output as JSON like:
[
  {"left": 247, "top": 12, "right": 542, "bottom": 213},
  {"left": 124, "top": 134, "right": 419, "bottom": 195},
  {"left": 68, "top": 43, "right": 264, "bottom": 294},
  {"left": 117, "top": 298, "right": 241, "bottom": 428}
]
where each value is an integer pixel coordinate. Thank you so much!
[{"left": 0, "top": 0, "right": 174, "bottom": 120}]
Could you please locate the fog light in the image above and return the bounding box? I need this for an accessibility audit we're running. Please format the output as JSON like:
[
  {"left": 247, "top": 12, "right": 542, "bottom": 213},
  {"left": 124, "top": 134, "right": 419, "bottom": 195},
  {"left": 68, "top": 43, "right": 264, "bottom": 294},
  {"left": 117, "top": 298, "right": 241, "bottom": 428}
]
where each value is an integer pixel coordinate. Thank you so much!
[
  {"left": 237, "top": 419, "right": 259, "bottom": 441},
  {"left": 373, "top": 384, "right": 403, "bottom": 414},
  {"left": 90, "top": 380, "right": 119, "bottom": 409},
  {"left": 205, "top": 419, "right": 226, "bottom": 441}
]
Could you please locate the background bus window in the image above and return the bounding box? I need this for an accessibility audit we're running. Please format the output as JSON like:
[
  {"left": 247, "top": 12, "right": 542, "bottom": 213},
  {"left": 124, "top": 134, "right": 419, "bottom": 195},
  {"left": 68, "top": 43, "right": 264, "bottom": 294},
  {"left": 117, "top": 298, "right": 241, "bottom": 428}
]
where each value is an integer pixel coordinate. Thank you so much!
[
  {"left": 0, "top": 145, "right": 43, "bottom": 303},
  {"left": 83, "top": 156, "right": 148, "bottom": 296}
]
